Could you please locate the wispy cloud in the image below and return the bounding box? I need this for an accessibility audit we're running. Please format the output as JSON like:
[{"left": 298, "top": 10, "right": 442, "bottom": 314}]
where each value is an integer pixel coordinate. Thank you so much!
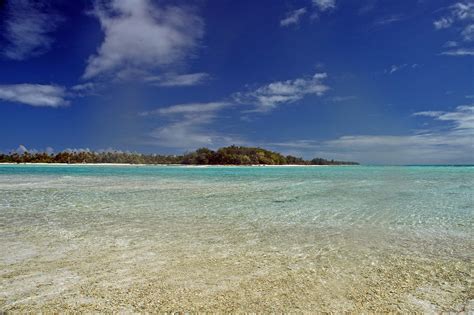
[
  {"left": 0, "top": 84, "right": 68, "bottom": 107},
  {"left": 1, "top": 0, "right": 63, "bottom": 60},
  {"left": 140, "top": 102, "right": 230, "bottom": 116},
  {"left": 331, "top": 95, "right": 357, "bottom": 102},
  {"left": 312, "top": 0, "right": 336, "bottom": 12},
  {"left": 434, "top": 17, "right": 454, "bottom": 30},
  {"left": 83, "top": 0, "right": 204, "bottom": 80},
  {"left": 142, "top": 102, "right": 239, "bottom": 149},
  {"left": 461, "top": 24, "right": 474, "bottom": 41},
  {"left": 374, "top": 15, "right": 404, "bottom": 26},
  {"left": 385, "top": 63, "right": 419, "bottom": 74},
  {"left": 358, "top": 0, "right": 377, "bottom": 15},
  {"left": 413, "top": 105, "right": 474, "bottom": 129},
  {"left": 387, "top": 64, "right": 407, "bottom": 74},
  {"left": 234, "top": 73, "right": 329, "bottom": 112},
  {"left": 71, "top": 83, "right": 96, "bottom": 92},
  {"left": 70, "top": 82, "right": 102, "bottom": 97},
  {"left": 435, "top": 2, "right": 474, "bottom": 55},
  {"left": 434, "top": 2, "right": 474, "bottom": 30},
  {"left": 280, "top": 8, "right": 307, "bottom": 27},
  {"left": 443, "top": 41, "right": 459, "bottom": 48},
  {"left": 282, "top": 0, "right": 335, "bottom": 27},
  {"left": 440, "top": 48, "right": 474, "bottom": 56},
  {"left": 144, "top": 73, "right": 209, "bottom": 87},
  {"left": 266, "top": 106, "right": 474, "bottom": 165},
  {"left": 269, "top": 140, "right": 320, "bottom": 150}
]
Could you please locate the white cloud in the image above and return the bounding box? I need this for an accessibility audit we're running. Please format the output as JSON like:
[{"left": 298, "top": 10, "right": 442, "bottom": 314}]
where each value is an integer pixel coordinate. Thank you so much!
[
  {"left": 142, "top": 102, "right": 239, "bottom": 149},
  {"left": 280, "top": 8, "right": 307, "bottom": 27},
  {"left": 83, "top": 0, "right": 204, "bottom": 80},
  {"left": 434, "top": 17, "right": 453, "bottom": 30},
  {"left": 234, "top": 73, "right": 329, "bottom": 112},
  {"left": 71, "top": 82, "right": 96, "bottom": 92},
  {"left": 443, "top": 41, "right": 459, "bottom": 47},
  {"left": 461, "top": 24, "right": 474, "bottom": 41},
  {"left": 144, "top": 73, "right": 209, "bottom": 87},
  {"left": 434, "top": 2, "right": 474, "bottom": 48},
  {"left": 413, "top": 105, "right": 474, "bottom": 130},
  {"left": 388, "top": 64, "right": 406, "bottom": 74},
  {"left": 266, "top": 106, "right": 474, "bottom": 165},
  {"left": 140, "top": 102, "right": 230, "bottom": 116},
  {"left": 280, "top": 1, "right": 335, "bottom": 27},
  {"left": 0, "top": 84, "right": 68, "bottom": 107},
  {"left": 269, "top": 140, "right": 320, "bottom": 150},
  {"left": 374, "top": 15, "right": 404, "bottom": 26},
  {"left": 148, "top": 117, "right": 239, "bottom": 149},
  {"left": 434, "top": 2, "right": 474, "bottom": 29},
  {"left": 358, "top": 1, "right": 377, "bottom": 15},
  {"left": 451, "top": 2, "right": 474, "bottom": 21},
  {"left": 440, "top": 48, "right": 474, "bottom": 56},
  {"left": 386, "top": 64, "right": 421, "bottom": 74},
  {"left": 1, "top": 0, "right": 63, "bottom": 60},
  {"left": 312, "top": 0, "right": 336, "bottom": 11},
  {"left": 321, "top": 132, "right": 473, "bottom": 165},
  {"left": 70, "top": 82, "right": 101, "bottom": 97},
  {"left": 15, "top": 145, "right": 29, "bottom": 154}
]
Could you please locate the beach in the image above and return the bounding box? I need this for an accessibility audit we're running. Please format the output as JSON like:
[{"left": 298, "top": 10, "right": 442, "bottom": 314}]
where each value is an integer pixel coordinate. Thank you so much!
[{"left": 0, "top": 165, "right": 472, "bottom": 312}]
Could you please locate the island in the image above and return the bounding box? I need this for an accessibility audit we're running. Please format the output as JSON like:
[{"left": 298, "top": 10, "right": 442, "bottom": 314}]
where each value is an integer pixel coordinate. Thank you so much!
[{"left": 0, "top": 145, "right": 358, "bottom": 165}]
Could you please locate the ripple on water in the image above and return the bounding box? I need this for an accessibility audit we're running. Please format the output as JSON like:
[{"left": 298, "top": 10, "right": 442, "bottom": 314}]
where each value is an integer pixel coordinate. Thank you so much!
[{"left": 0, "top": 165, "right": 473, "bottom": 312}]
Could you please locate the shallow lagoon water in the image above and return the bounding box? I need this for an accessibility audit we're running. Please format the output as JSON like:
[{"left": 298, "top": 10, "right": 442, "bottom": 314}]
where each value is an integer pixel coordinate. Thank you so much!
[{"left": 0, "top": 165, "right": 472, "bottom": 312}]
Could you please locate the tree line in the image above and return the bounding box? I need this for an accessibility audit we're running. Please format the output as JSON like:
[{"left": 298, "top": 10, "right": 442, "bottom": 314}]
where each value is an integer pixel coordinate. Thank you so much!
[{"left": 0, "top": 146, "right": 359, "bottom": 165}]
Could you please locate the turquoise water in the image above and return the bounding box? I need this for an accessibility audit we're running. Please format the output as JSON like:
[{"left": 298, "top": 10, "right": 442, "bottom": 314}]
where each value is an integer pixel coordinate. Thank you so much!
[{"left": 0, "top": 165, "right": 473, "bottom": 312}]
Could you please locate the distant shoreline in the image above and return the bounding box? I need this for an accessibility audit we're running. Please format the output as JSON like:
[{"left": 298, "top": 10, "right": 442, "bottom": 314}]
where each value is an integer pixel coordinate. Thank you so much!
[
  {"left": 0, "top": 162, "right": 336, "bottom": 167},
  {"left": 0, "top": 146, "right": 359, "bottom": 166}
]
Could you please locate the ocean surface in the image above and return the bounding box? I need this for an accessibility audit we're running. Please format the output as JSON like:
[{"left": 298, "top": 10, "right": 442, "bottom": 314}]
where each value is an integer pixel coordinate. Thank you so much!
[{"left": 0, "top": 165, "right": 472, "bottom": 312}]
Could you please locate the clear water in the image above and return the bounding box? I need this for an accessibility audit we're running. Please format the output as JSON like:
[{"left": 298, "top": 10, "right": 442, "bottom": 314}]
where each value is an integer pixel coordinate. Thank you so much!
[{"left": 0, "top": 165, "right": 473, "bottom": 312}]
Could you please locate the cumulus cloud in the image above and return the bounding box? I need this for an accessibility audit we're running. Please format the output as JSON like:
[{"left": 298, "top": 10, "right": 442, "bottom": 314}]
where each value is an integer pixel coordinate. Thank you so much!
[
  {"left": 142, "top": 102, "right": 239, "bottom": 149},
  {"left": 312, "top": 0, "right": 336, "bottom": 11},
  {"left": 144, "top": 73, "right": 209, "bottom": 87},
  {"left": 280, "top": 8, "right": 307, "bottom": 27},
  {"left": 234, "top": 73, "right": 329, "bottom": 112},
  {"left": 1, "top": 0, "right": 63, "bottom": 60},
  {"left": 83, "top": 0, "right": 204, "bottom": 80},
  {"left": 0, "top": 84, "right": 68, "bottom": 107}
]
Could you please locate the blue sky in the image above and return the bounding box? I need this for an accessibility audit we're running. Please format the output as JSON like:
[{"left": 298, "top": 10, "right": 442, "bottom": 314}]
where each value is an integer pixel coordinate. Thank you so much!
[{"left": 0, "top": 0, "right": 473, "bottom": 164}]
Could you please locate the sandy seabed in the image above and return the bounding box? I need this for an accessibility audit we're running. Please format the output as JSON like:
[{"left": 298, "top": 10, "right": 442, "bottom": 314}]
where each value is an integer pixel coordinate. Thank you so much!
[{"left": 1, "top": 165, "right": 472, "bottom": 312}]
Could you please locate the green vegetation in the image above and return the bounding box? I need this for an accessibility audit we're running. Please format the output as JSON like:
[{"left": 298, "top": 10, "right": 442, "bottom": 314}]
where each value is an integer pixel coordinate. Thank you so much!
[{"left": 0, "top": 146, "right": 358, "bottom": 165}]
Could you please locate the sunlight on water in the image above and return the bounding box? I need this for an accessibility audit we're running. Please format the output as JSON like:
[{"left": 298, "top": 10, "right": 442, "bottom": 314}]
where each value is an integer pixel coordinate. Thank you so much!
[{"left": 0, "top": 165, "right": 473, "bottom": 312}]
